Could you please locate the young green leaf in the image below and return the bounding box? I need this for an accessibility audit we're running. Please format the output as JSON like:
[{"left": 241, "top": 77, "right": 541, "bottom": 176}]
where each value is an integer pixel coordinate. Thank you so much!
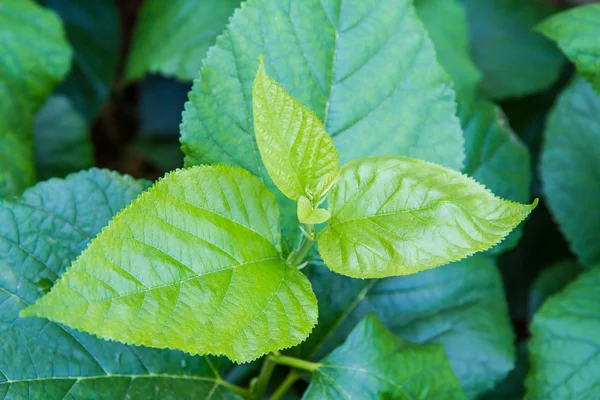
[
  {"left": 0, "top": 169, "right": 245, "bottom": 399},
  {"left": 460, "top": 98, "right": 532, "bottom": 255},
  {"left": 180, "top": 0, "right": 465, "bottom": 246},
  {"left": 39, "top": 0, "right": 121, "bottom": 121},
  {"left": 463, "top": 0, "right": 564, "bottom": 99},
  {"left": 303, "top": 314, "right": 466, "bottom": 399},
  {"left": 541, "top": 77, "right": 600, "bottom": 266},
  {"left": 253, "top": 57, "right": 339, "bottom": 201},
  {"left": 126, "top": 0, "right": 241, "bottom": 81},
  {"left": 526, "top": 267, "right": 600, "bottom": 399},
  {"left": 318, "top": 156, "right": 537, "bottom": 278},
  {"left": 34, "top": 95, "right": 94, "bottom": 180},
  {"left": 297, "top": 196, "right": 331, "bottom": 225},
  {"left": 536, "top": 3, "right": 600, "bottom": 95},
  {"left": 300, "top": 255, "right": 515, "bottom": 398},
  {"left": 21, "top": 166, "right": 318, "bottom": 363}
]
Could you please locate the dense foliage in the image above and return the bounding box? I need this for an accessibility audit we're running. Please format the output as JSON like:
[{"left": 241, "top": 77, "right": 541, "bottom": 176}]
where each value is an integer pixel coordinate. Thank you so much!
[{"left": 1, "top": 0, "right": 599, "bottom": 399}]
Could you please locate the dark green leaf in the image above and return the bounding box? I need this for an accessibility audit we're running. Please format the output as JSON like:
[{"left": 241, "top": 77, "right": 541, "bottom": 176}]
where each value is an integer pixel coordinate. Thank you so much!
[
  {"left": 464, "top": 0, "right": 564, "bottom": 99},
  {"left": 33, "top": 95, "right": 94, "bottom": 180},
  {"left": 528, "top": 260, "right": 582, "bottom": 319},
  {"left": 541, "top": 77, "right": 600, "bottom": 266},
  {"left": 298, "top": 255, "right": 515, "bottom": 398},
  {"left": 0, "top": 0, "right": 72, "bottom": 196},
  {"left": 126, "top": 0, "right": 241, "bottom": 81},
  {"left": 303, "top": 314, "right": 466, "bottom": 399},
  {"left": 526, "top": 267, "right": 600, "bottom": 399},
  {"left": 40, "top": 0, "right": 121, "bottom": 121},
  {"left": 415, "top": 0, "right": 482, "bottom": 101},
  {"left": 536, "top": 3, "right": 600, "bottom": 95}
]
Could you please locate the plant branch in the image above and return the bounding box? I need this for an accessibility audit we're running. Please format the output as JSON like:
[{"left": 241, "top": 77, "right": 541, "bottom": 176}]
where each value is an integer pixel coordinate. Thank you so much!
[
  {"left": 252, "top": 354, "right": 277, "bottom": 399},
  {"left": 269, "top": 353, "right": 320, "bottom": 372},
  {"left": 218, "top": 379, "right": 254, "bottom": 399},
  {"left": 270, "top": 370, "right": 301, "bottom": 400},
  {"left": 287, "top": 224, "right": 315, "bottom": 267}
]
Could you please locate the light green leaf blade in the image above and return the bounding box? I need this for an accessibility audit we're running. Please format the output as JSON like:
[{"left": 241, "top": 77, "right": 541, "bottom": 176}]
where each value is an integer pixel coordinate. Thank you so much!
[
  {"left": 0, "top": 169, "right": 244, "bottom": 399},
  {"left": 22, "top": 166, "right": 318, "bottom": 363},
  {"left": 415, "top": 0, "right": 482, "bottom": 101},
  {"left": 298, "top": 255, "right": 515, "bottom": 398},
  {"left": 536, "top": 3, "right": 600, "bottom": 95},
  {"left": 541, "top": 76, "right": 600, "bottom": 266},
  {"left": 526, "top": 267, "right": 600, "bottom": 400},
  {"left": 460, "top": 99, "right": 532, "bottom": 255},
  {"left": 318, "top": 156, "right": 536, "bottom": 278},
  {"left": 253, "top": 58, "right": 339, "bottom": 201},
  {"left": 33, "top": 94, "right": 94, "bottom": 180},
  {"left": 528, "top": 260, "right": 582, "bottom": 319},
  {"left": 39, "top": 0, "right": 121, "bottom": 121},
  {"left": 298, "top": 196, "right": 331, "bottom": 225},
  {"left": 125, "top": 0, "right": 241, "bottom": 81},
  {"left": 464, "top": 0, "right": 564, "bottom": 99},
  {"left": 303, "top": 314, "right": 466, "bottom": 399},
  {"left": 0, "top": 0, "right": 72, "bottom": 196},
  {"left": 181, "top": 0, "right": 465, "bottom": 246}
]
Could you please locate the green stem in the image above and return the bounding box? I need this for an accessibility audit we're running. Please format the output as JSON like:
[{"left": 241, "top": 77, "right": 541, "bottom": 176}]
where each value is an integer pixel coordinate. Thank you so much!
[
  {"left": 218, "top": 379, "right": 254, "bottom": 399},
  {"left": 252, "top": 354, "right": 277, "bottom": 399},
  {"left": 270, "top": 371, "right": 301, "bottom": 400},
  {"left": 270, "top": 354, "right": 320, "bottom": 372},
  {"left": 287, "top": 224, "right": 315, "bottom": 267}
]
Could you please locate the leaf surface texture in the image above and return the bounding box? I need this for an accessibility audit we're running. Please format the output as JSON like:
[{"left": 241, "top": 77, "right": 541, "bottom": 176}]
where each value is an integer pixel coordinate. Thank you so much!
[
  {"left": 23, "top": 166, "right": 318, "bottom": 363},
  {"left": 318, "top": 156, "right": 536, "bottom": 277}
]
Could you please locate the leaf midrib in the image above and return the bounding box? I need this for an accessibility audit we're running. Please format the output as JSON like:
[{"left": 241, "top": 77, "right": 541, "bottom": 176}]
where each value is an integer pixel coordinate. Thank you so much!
[{"left": 37, "top": 256, "right": 283, "bottom": 308}]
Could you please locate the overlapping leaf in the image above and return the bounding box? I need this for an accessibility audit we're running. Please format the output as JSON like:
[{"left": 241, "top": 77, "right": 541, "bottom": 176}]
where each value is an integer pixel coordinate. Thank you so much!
[
  {"left": 253, "top": 58, "right": 338, "bottom": 201},
  {"left": 303, "top": 314, "right": 466, "bottom": 399},
  {"left": 318, "top": 156, "right": 536, "bottom": 278},
  {"left": 0, "top": 170, "right": 245, "bottom": 399},
  {"left": 33, "top": 95, "right": 94, "bottom": 180},
  {"left": 22, "top": 166, "right": 318, "bottom": 363},
  {"left": 297, "top": 255, "right": 516, "bottom": 398},
  {"left": 0, "top": 0, "right": 72, "bottom": 196},
  {"left": 181, "top": 0, "right": 465, "bottom": 246},
  {"left": 126, "top": 0, "right": 241, "bottom": 81},
  {"left": 536, "top": 3, "right": 600, "bottom": 95},
  {"left": 541, "top": 77, "right": 600, "bottom": 266},
  {"left": 463, "top": 0, "right": 564, "bottom": 99},
  {"left": 528, "top": 260, "right": 582, "bottom": 319},
  {"left": 415, "top": 0, "right": 482, "bottom": 101},
  {"left": 526, "top": 267, "right": 600, "bottom": 399}
]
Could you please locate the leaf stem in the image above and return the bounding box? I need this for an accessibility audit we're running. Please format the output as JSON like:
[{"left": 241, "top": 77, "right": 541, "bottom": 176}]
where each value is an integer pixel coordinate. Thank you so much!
[
  {"left": 287, "top": 224, "right": 315, "bottom": 267},
  {"left": 270, "top": 370, "right": 301, "bottom": 400},
  {"left": 218, "top": 379, "right": 254, "bottom": 399},
  {"left": 252, "top": 354, "right": 277, "bottom": 399},
  {"left": 269, "top": 353, "right": 320, "bottom": 372}
]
